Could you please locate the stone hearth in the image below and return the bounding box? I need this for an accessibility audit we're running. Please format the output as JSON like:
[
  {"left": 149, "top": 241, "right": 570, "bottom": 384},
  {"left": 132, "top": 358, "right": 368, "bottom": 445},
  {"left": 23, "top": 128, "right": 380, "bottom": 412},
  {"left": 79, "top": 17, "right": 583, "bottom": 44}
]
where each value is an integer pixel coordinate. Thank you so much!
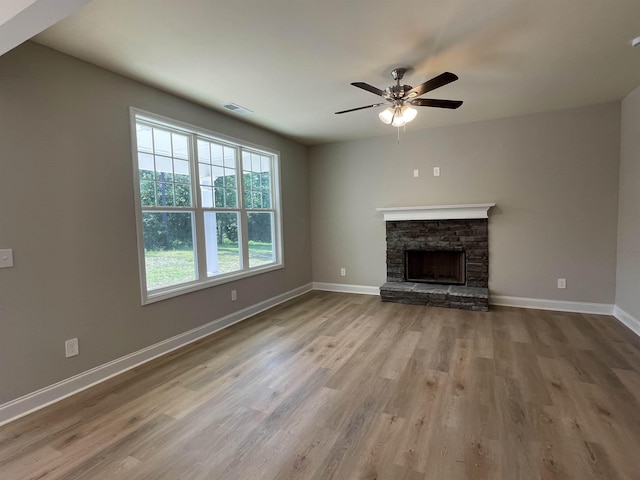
[
  {"left": 377, "top": 204, "right": 495, "bottom": 312},
  {"left": 379, "top": 282, "right": 489, "bottom": 310}
]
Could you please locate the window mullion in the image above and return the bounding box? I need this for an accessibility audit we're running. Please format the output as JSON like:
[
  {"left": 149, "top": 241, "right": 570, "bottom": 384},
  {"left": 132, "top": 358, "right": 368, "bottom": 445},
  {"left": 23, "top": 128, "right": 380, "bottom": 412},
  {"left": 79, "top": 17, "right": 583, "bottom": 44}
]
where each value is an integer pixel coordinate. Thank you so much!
[
  {"left": 238, "top": 148, "right": 250, "bottom": 269},
  {"left": 240, "top": 210, "right": 249, "bottom": 269},
  {"left": 192, "top": 135, "right": 207, "bottom": 280}
]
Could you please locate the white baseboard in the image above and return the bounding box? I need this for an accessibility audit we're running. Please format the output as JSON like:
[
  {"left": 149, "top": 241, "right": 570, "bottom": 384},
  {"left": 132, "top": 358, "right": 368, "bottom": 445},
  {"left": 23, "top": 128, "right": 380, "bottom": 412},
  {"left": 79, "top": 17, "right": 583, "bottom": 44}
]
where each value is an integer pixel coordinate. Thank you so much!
[
  {"left": 312, "top": 286, "right": 639, "bottom": 340},
  {"left": 614, "top": 306, "right": 640, "bottom": 337},
  {"left": 490, "top": 295, "right": 614, "bottom": 315},
  {"left": 310, "top": 284, "right": 616, "bottom": 317},
  {"left": 312, "top": 282, "right": 380, "bottom": 296},
  {"left": 0, "top": 283, "right": 313, "bottom": 427}
]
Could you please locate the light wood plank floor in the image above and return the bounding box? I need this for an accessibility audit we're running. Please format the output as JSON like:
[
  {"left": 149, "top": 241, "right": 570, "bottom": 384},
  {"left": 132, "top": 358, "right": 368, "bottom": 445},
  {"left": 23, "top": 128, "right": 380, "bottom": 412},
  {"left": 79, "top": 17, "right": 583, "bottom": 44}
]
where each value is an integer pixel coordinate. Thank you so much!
[{"left": 1, "top": 291, "right": 640, "bottom": 479}]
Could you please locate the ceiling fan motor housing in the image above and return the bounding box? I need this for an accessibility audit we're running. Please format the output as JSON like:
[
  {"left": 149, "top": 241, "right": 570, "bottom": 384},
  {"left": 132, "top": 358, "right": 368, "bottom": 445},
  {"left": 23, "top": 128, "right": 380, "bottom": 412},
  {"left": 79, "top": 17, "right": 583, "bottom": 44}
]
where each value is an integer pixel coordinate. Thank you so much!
[{"left": 385, "top": 84, "right": 413, "bottom": 99}]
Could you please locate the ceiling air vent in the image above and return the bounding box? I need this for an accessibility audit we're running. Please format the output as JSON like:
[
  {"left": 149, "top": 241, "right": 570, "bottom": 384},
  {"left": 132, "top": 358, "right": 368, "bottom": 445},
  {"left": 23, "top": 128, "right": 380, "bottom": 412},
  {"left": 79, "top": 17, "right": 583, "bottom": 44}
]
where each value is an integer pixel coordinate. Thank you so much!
[{"left": 222, "top": 103, "right": 253, "bottom": 115}]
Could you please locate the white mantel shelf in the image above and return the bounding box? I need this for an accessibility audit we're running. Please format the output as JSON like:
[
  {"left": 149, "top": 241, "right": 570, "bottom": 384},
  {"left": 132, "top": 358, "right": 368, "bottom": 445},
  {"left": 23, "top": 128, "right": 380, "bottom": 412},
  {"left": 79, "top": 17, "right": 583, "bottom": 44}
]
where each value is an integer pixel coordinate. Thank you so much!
[{"left": 377, "top": 203, "right": 496, "bottom": 221}]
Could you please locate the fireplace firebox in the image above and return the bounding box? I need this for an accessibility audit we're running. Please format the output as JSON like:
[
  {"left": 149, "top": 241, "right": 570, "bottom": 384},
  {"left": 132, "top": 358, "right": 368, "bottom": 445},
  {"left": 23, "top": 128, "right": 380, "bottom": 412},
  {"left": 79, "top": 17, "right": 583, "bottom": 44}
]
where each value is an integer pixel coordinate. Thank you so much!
[{"left": 406, "top": 250, "right": 465, "bottom": 285}]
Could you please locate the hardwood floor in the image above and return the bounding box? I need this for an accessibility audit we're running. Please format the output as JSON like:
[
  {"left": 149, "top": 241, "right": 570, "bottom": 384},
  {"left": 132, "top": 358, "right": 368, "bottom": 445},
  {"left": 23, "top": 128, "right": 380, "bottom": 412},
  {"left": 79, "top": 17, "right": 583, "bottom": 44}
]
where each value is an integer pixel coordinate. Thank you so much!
[{"left": 1, "top": 291, "right": 640, "bottom": 479}]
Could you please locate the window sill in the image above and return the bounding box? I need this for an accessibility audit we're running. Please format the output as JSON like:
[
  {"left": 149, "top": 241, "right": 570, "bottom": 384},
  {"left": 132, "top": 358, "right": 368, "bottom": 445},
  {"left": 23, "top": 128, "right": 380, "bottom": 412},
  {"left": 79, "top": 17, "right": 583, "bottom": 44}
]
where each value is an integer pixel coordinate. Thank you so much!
[{"left": 142, "top": 262, "right": 284, "bottom": 305}]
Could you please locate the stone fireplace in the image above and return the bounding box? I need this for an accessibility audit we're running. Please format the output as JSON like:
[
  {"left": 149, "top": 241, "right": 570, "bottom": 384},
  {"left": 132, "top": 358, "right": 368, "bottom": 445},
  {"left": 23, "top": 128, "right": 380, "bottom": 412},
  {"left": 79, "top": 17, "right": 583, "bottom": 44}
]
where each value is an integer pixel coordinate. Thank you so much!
[{"left": 377, "top": 204, "right": 495, "bottom": 311}]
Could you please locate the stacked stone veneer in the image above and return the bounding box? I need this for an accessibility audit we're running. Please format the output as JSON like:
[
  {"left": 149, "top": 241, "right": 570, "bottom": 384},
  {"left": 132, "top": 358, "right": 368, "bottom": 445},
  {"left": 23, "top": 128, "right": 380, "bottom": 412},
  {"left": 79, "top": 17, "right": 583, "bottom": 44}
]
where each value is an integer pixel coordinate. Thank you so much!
[{"left": 380, "top": 219, "right": 490, "bottom": 311}]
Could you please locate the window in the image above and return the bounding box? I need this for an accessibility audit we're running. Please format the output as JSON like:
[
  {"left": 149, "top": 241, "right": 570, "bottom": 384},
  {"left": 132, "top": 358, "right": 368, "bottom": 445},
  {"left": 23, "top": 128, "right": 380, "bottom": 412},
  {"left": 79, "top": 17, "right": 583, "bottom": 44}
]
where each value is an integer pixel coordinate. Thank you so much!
[{"left": 131, "top": 109, "right": 282, "bottom": 303}]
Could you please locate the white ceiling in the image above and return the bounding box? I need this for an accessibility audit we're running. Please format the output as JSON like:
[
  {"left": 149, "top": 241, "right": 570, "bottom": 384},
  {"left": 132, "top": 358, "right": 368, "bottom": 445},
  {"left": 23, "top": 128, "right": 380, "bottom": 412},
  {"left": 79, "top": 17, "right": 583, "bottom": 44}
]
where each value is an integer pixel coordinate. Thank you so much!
[{"left": 26, "top": 0, "right": 640, "bottom": 145}]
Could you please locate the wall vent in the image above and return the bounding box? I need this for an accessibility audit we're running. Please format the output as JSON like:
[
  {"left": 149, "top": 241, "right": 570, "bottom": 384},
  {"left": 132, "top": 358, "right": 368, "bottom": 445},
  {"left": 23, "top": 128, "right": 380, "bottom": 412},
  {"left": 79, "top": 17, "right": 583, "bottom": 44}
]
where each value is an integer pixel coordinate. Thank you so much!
[{"left": 222, "top": 103, "right": 253, "bottom": 115}]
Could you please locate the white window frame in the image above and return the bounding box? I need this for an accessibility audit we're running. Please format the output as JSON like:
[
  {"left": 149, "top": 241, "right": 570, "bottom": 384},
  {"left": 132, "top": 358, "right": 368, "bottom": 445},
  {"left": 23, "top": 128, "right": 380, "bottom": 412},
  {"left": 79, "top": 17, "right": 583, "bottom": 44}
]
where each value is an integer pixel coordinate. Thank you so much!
[{"left": 130, "top": 107, "right": 284, "bottom": 304}]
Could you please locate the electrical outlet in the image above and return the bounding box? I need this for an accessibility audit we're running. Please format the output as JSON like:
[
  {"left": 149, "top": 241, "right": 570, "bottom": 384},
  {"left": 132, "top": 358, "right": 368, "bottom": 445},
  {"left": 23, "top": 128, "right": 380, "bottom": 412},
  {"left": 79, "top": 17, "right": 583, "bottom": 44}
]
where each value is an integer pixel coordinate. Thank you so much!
[
  {"left": 433, "top": 167, "right": 441, "bottom": 177},
  {"left": 340, "top": 268, "right": 346, "bottom": 277},
  {"left": 231, "top": 289, "right": 237, "bottom": 301},
  {"left": 65, "top": 338, "right": 79, "bottom": 358},
  {"left": 413, "top": 169, "right": 419, "bottom": 178},
  {"left": 557, "top": 278, "right": 566, "bottom": 289}
]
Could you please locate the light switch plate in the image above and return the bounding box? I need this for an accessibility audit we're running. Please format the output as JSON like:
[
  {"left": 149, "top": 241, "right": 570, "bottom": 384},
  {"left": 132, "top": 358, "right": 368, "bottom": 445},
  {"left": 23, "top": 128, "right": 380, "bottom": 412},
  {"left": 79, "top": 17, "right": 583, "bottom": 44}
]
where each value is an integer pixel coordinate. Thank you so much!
[{"left": 0, "top": 249, "right": 13, "bottom": 268}]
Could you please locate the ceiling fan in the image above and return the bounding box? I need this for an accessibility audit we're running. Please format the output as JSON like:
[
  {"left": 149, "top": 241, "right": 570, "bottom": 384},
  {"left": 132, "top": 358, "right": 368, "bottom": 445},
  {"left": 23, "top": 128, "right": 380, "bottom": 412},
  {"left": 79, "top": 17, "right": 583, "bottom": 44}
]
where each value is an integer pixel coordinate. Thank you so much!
[{"left": 335, "top": 68, "right": 462, "bottom": 127}]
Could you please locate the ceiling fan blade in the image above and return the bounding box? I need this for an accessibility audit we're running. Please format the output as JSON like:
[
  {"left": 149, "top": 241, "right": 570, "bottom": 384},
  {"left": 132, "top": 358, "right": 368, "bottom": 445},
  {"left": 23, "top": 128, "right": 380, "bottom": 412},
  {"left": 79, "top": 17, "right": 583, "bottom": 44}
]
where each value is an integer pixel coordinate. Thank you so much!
[
  {"left": 335, "top": 103, "right": 385, "bottom": 114},
  {"left": 351, "top": 82, "right": 386, "bottom": 97},
  {"left": 410, "top": 98, "right": 463, "bottom": 109},
  {"left": 404, "top": 72, "right": 458, "bottom": 99}
]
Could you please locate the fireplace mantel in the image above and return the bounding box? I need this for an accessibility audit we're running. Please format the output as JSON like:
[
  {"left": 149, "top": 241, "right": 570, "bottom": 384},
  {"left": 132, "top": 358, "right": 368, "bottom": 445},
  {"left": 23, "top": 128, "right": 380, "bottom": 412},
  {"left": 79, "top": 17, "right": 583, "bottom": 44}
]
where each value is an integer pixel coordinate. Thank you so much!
[{"left": 377, "top": 203, "right": 495, "bottom": 221}]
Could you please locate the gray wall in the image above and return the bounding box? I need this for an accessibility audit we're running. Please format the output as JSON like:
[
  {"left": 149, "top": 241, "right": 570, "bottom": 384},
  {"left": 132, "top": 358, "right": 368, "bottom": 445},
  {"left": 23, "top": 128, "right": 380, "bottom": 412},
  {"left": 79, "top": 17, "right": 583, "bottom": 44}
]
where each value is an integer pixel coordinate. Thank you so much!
[
  {"left": 310, "top": 103, "right": 620, "bottom": 303},
  {"left": 0, "top": 42, "right": 311, "bottom": 404},
  {"left": 616, "top": 86, "right": 640, "bottom": 321}
]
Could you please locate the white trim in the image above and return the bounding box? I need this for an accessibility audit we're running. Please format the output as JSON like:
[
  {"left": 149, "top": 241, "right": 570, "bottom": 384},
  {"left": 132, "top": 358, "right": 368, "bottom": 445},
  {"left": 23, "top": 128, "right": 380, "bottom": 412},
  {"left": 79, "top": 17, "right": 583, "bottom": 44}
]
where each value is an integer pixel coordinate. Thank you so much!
[
  {"left": 0, "top": 283, "right": 313, "bottom": 427},
  {"left": 614, "top": 306, "right": 640, "bottom": 337},
  {"left": 144, "top": 264, "right": 284, "bottom": 304},
  {"left": 376, "top": 203, "right": 495, "bottom": 221},
  {"left": 490, "top": 295, "right": 614, "bottom": 315},
  {"left": 310, "top": 283, "right": 619, "bottom": 317},
  {"left": 0, "top": 0, "right": 93, "bottom": 56},
  {"left": 312, "top": 282, "right": 380, "bottom": 296}
]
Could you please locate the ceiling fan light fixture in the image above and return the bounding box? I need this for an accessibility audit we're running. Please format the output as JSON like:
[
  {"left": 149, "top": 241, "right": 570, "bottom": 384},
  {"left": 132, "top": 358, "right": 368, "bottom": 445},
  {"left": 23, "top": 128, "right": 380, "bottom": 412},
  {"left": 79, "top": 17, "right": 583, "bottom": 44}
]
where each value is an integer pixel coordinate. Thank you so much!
[
  {"left": 378, "top": 107, "right": 394, "bottom": 124},
  {"left": 402, "top": 105, "right": 417, "bottom": 123},
  {"left": 391, "top": 113, "right": 406, "bottom": 127},
  {"left": 384, "top": 104, "right": 417, "bottom": 127}
]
